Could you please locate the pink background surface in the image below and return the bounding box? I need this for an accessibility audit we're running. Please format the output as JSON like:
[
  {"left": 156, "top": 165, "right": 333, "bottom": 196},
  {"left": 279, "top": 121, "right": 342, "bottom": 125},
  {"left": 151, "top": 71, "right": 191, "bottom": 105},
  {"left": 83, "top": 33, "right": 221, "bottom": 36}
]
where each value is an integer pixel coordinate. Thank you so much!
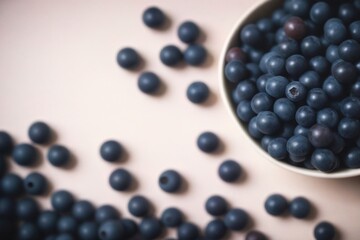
[{"left": 0, "top": 0, "right": 359, "bottom": 239}]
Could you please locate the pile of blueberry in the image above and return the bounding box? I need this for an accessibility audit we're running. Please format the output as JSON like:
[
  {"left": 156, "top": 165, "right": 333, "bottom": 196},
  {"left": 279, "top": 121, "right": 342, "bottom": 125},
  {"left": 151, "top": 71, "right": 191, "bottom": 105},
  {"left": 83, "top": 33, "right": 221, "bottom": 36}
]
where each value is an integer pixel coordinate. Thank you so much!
[{"left": 225, "top": 0, "right": 360, "bottom": 172}]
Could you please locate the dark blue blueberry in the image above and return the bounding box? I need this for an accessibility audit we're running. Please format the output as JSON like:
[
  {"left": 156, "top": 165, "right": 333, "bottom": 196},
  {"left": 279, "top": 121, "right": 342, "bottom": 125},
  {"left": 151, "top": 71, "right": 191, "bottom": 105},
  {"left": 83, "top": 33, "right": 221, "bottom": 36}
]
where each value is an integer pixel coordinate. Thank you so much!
[
  {"left": 205, "top": 195, "right": 228, "bottom": 216},
  {"left": 117, "top": 48, "right": 140, "bottom": 70},
  {"left": 266, "top": 55, "right": 285, "bottom": 75},
  {"left": 28, "top": 121, "right": 51, "bottom": 144},
  {"left": 205, "top": 219, "right": 227, "bottom": 240},
  {"left": 338, "top": 118, "right": 360, "bottom": 139},
  {"left": 218, "top": 160, "right": 242, "bottom": 182},
  {"left": 95, "top": 205, "right": 119, "bottom": 223},
  {"left": 265, "top": 76, "right": 289, "bottom": 98},
  {"left": 186, "top": 81, "right": 209, "bottom": 104},
  {"left": 78, "top": 221, "right": 98, "bottom": 240},
  {"left": 248, "top": 116, "right": 264, "bottom": 140},
  {"left": 226, "top": 47, "right": 247, "bottom": 63},
  {"left": 278, "top": 123, "right": 295, "bottom": 139},
  {"left": 299, "top": 71, "right": 321, "bottom": 89},
  {"left": 260, "top": 52, "right": 279, "bottom": 73},
  {"left": 284, "top": 0, "right": 309, "bottom": 17},
  {"left": 38, "top": 210, "right": 59, "bottom": 234},
  {"left": 345, "top": 147, "right": 360, "bottom": 168},
  {"left": 160, "top": 45, "right": 183, "bottom": 66},
  {"left": 236, "top": 100, "right": 256, "bottom": 122},
  {"left": 285, "top": 81, "right": 307, "bottom": 102},
  {"left": 57, "top": 215, "right": 78, "bottom": 234},
  {"left": 306, "top": 88, "right": 328, "bottom": 110},
  {"left": 326, "top": 45, "right": 339, "bottom": 63},
  {"left": 322, "top": 76, "right": 344, "bottom": 99},
  {"left": 286, "top": 54, "right": 308, "bottom": 77},
  {"left": 142, "top": 7, "right": 165, "bottom": 29},
  {"left": 0, "top": 131, "right": 13, "bottom": 155},
  {"left": 245, "top": 230, "right": 268, "bottom": 240},
  {"left": 1, "top": 172, "right": 23, "bottom": 197},
  {"left": 128, "top": 195, "right": 150, "bottom": 217},
  {"left": 139, "top": 217, "right": 163, "bottom": 240},
  {"left": 290, "top": 197, "right": 311, "bottom": 219},
  {"left": 256, "top": 74, "right": 270, "bottom": 92},
  {"left": 161, "top": 207, "right": 183, "bottom": 228},
  {"left": 184, "top": 44, "right": 207, "bottom": 66},
  {"left": 284, "top": 17, "right": 307, "bottom": 40},
  {"left": 122, "top": 219, "right": 138, "bottom": 239},
  {"left": 294, "top": 125, "right": 309, "bottom": 136},
  {"left": 338, "top": 3, "right": 358, "bottom": 24},
  {"left": 100, "top": 140, "right": 122, "bottom": 162},
  {"left": 329, "top": 133, "right": 345, "bottom": 154},
  {"left": 289, "top": 154, "right": 307, "bottom": 163},
  {"left": 275, "top": 28, "right": 289, "bottom": 43},
  {"left": 178, "top": 21, "right": 200, "bottom": 44},
  {"left": 324, "top": 18, "right": 347, "bottom": 44},
  {"left": 48, "top": 145, "right": 70, "bottom": 167},
  {"left": 235, "top": 80, "right": 257, "bottom": 102},
  {"left": 301, "top": 36, "right": 322, "bottom": 58},
  {"left": 24, "top": 172, "right": 47, "bottom": 195},
  {"left": 287, "top": 135, "right": 311, "bottom": 157},
  {"left": 317, "top": 108, "right": 339, "bottom": 129},
  {"left": 17, "top": 197, "right": 39, "bottom": 221},
  {"left": 138, "top": 72, "right": 160, "bottom": 94},
  {"left": 261, "top": 136, "right": 274, "bottom": 151},
  {"left": 256, "top": 111, "right": 281, "bottom": 135},
  {"left": 267, "top": 138, "right": 287, "bottom": 160},
  {"left": 311, "top": 149, "right": 339, "bottom": 172},
  {"left": 264, "top": 194, "right": 288, "bottom": 216},
  {"left": 272, "top": 9, "right": 287, "bottom": 26},
  {"left": 55, "top": 234, "right": 75, "bottom": 240},
  {"left": 72, "top": 200, "right": 95, "bottom": 222},
  {"left": 277, "top": 39, "right": 299, "bottom": 58},
  {"left": 246, "top": 47, "right": 264, "bottom": 64},
  {"left": 177, "top": 222, "right": 199, "bottom": 240},
  {"left": 0, "top": 197, "right": 16, "bottom": 218},
  {"left": 257, "top": 18, "right": 273, "bottom": 33},
  {"left": 98, "top": 220, "right": 124, "bottom": 240},
  {"left": 251, "top": 93, "right": 274, "bottom": 114},
  {"left": 240, "top": 24, "right": 263, "bottom": 48},
  {"left": 225, "top": 61, "right": 248, "bottom": 84},
  {"left": 109, "top": 168, "right": 132, "bottom": 191},
  {"left": 159, "top": 169, "right": 182, "bottom": 193},
  {"left": 350, "top": 21, "right": 360, "bottom": 42},
  {"left": 314, "top": 221, "right": 336, "bottom": 240},
  {"left": 51, "top": 190, "right": 74, "bottom": 213},
  {"left": 0, "top": 218, "right": 17, "bottom": 239},
  {"left": 338, "top": 40, "right": 360, "bottom": 63},
  {"left": 273, "top": 98, "right": 296, "bottom": 122},
  {"left": 305, "top": 20, "right": 321, "bottom": 36},
  {"left": 341, "top": 97, "right": 360, "bottom": 118},
  {"left": 310, "top": 2, "right": 331, "bottom": 24},
  {"left": 352, "top": 79, "right": 360, "bottom": 97},
  {"left": 12, "top": 143, "right": 38, "bottom": 166},
  {"left": 18, "top": 222, "right": 40, "bottom": 240},
  {"left": 246, "top": 63, "right": 262, "bottom": 79},
  {"left": 197, "top": 131, "right": 219, "bottom": 153},
  {"left": 224, "top": 208, "right": 248, "bottom": 231},
  {"left": 303, "top": 159, "right": 316, "bottom": 170},
  {"left": 357, "top": 136, "right": 360, "bottom": 147},
  {"left": 310, "top": 56, "right": 330, "bottom": 76}
]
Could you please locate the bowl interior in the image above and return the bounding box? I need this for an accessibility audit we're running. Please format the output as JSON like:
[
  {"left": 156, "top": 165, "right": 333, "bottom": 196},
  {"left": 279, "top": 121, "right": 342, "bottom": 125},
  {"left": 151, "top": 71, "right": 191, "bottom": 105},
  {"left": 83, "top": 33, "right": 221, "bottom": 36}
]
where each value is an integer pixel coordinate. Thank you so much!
[{"left": 219, "top": 0, "right": 360, "bottom": 178}]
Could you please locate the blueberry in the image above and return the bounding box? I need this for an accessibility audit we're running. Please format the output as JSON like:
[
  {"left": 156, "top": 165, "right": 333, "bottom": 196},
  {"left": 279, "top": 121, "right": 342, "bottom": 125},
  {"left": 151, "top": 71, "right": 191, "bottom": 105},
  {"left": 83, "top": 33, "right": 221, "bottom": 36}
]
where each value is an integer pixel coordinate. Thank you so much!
[
  {"left": 178, "top": 21, "right": 200, "bottom": 43},
  {"left": 235, "top": 80, "right": 257, "bottom": 102},
  {"left": 109, "top": 168, "right": 132, "bottom": 191},
  {"left": 306, "top": 88, "right": 328, "bottom": 110},
  {"left": 301, "top": 36, "right": 322, "bottom": 58},
  {"left": 338, "top": 3, "right": 358, "bottom": 24},
  {"left": 204, "top": 219, "right": 227, "bottom": 240},
  {"left": 51, "top": 190, "right": 74, "bottom": 213},
  {"left": 260, "top": 52, "right": 280, "bottom": 73},
  {"left": 285, "top": 81, "right": 307, "bottom": 102},
  {"left": 72, "top": 200, "right": 95, "bottom": 222},
  {"left": 311, "top": 149, "right": 339, "bottom": 172},
  {"left": 299, "top": 71, "right": 321, "bottom": 89},
  {"left": 267, "top": 138, "right": 287, "bottom": 160},
  {"left": 159, "top": 169, "right": 182, "bottom": 193},
  {"left": 248, "top": 116, "right": 264, "bottom": 140},
  {"left": 278, "top": 123, "right": 295, "bottom": 139},
  {"left": 48, "top": 145, "right": 70, "bottom": 167},
  {"left": 128, "top": 195, "right": 150, "bottom": 217},
  {"left": 28, "top": 121, "right": 51, "bottom": 144},
  {"left": 310, "top": 2, "right": 331, "bottom": 24},
  {"left": 186, "top": 81, "right": 209, "bottom": 104},
  {"left": 245, "top": 230, "right": 268, "bottom": 240},
  {"left": 100, "top": 140, "right": 122, "bottom": 162},
  {"left": 142, "top": 7, "right": 165, "bottom": 28},
  {"left": 314, "top": 221, "right": 336, "bottom": 240},
  {"left": 205, "top": 195, "right": 228, "bottom": 216},
  {"left": 345, "top": 147, "right": 360, "bottom": 168},
  {"left": 38, "top": 210, "right": 58, "bottom": 234},
  {"left": 310, "top": 56, "right": 329, "bottom": 76},
  {"left": 218, "top": 160, "right": 242, "bottom": 182},
  {"left": 350, "top": 21, "right": 360, "bottom": 42},
  {"left": 340, "top": 97, "right": 360, "bottom": 118},
  {"left": 256, "top": 111, "right": 281, "bottom": 135},
  {"left": 290, "top": 197, "right": 311, "bottom": 219},
  {"left": 284, "top": 0, "right": 309, "bottom": 17},
  {"left": 24, "top": 172, "right": 48, "bottom": 195},
  {"left": 266, "top": 55, "right": 285, "bottom": 75},
  {"left": 317, "top": 108, "right": 339, "bottom": 129},
  {"left": 184, "top": 44, "right": 207, "bottom": 66},
  {"left": 251, "top": 93, "right": 274, "bottom": 114},
  {"left": 95, "top": 205, "right": 119, "bottom": 223},
  {"left": 326, "top": 45, "right": 340, "bottom": 63},
  {"left": 225, "top": 61, "right": 248, "bottom": 83},
  {"left": 257, "top": 18, "right": 273, "bottom": 33},
  {"left": 12, "top": 143, "right": 38, "bottom": 166},
  {"left": 352, "top": 79, "right": 360, "bottom": 97},
  {"left": 18, "top": 222, "right": 40, "bottom": 240},
  {"left": 116, "top": 48, "right": 140, "bottom": 70},
  {"left": 139, "top": 217, "right": 163, "bottom": 240},
  {"left": 256, "top": 74, "right": 271, "bottom": 92},
  {"left": 338, "top": 40, "right": 360, "bottom": 63},
  {"left": 287, "top": 135, "right": 311, "bottom": 157},
  {"left": 240, "top": 24, "right": 263, "bottom": 48},
  {"left": 246, "top": 63, "right": 262, "bottom": 79},
  {"left": 0, "top": 131, "right": 13, "bottom": 155},
  {"left": 98, "top": 220, "right": 124, "bottom": 240},
  {"left": 261, "top": 136, "right": 274, "bottom": 151},
  {"left": 1, "top": 173, "right": 23, "bottom": 197},
  {"left": 160, "top": 45, "right": 183, "bottom": 66},
  {"left": 236, "top": 100, "right": 256, "bottom": 122},
  {"left": 277, "top": 39, "right": 299, "bottom": 58},
  {"left": 57, "top": 215, "right": 77, "bottom": 234},
  {"left": 225, "top": 47, "right": 247, "bottom": 63},
  {"left": 324, "top": 18, "right": 347, "bottom": 44},
  {"left": 161, "top": 207, "right": 183, "bottom": 228},
  {"left": 0, "top": 197, "right": 16, "bottom": 218},
  {"left": 294, "top": 125, "right": 309, "bottom": 136},
  {"left": 122, "top": 219, "right": 138, "bottom": 239},
  {"left": 286, "top": 54, "right": 308, "bottom": 77},
  {"left": 138, "top": 72, "right": 160, "bottom": 94},
  {"left": 197, "top": 131, "right": 219, "bottom": 153},
  {"left": 265, "top": 76, "right": 289, "bottom": 98},
  {"left": 284, "top": 17, "right": 307, "bottom": 40},
  {"left": 224, "top": 208, "right": 249, "bottom": 231},
  {"left": 338, "top": 118, "right": 360, "bottom": 139},
  {"left": 329, "top": 133, "right": 345, "bottom": 154},
  {"left": 272, "top": 9, "right": 287, "bottom": 26},
  {"left": 295, "top": 106, "right": 316, "bottom": 127},
  {"left": 78, "top": 221, "right": 98, "bottom": 240},
  {"left": 17, "top": 197, "right": 40, "bottom": 221},
  {"left": 55, "top": 234, "right": 75, "bottom": 240},
  {"left": 264, "top": 194, "right": 288, "bottom": 216},
  {"left": 273, "top": 98, "right": 296, "bottom": 122},
  {"left": 322, "top": 76, "right": 344, "bottom": 99},
  {"left": 177, "top": 222, "right": 199, "bottom": 240},
  {"left": 275, "top": 28, "right": 290, "bottom": 43}
]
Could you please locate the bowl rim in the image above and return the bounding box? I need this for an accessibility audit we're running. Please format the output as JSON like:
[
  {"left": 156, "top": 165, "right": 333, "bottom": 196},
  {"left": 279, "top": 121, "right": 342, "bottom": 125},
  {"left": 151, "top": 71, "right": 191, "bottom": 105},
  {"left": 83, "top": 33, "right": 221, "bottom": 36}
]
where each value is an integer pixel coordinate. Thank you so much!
[{"left": 218, "top": 0, "right": 360, "bottom": 179}]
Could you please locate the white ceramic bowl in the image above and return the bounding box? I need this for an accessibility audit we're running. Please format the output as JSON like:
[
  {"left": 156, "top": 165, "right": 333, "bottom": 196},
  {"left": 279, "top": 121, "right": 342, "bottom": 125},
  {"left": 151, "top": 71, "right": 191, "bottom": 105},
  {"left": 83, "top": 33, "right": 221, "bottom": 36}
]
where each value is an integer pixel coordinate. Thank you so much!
[{"left": 219, "top": 0, "right": 360, "bottom": 178}]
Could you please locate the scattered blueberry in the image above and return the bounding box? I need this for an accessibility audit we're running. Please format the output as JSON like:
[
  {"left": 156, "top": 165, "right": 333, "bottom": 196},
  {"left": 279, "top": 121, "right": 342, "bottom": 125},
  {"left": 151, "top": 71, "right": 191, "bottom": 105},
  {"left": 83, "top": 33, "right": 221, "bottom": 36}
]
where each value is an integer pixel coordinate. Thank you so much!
[
  {"left": 177, "top": 222, "right": 200, "bottom": 240},
  {"left": 51, "top": 190, "right": 75, "bottom": 213},
  {"left": 12, "top": 143, "right": 38, "bottom": 166},
  {"left": 109, "top": 168, "right": 132, "bottom": 191},
  {"left": 159, "top": 170, "right": 182, "bottom": 193},
  {"left": 0, "top": 131, "right": 13, "bottom": 155},
  {"left": 161, "top": 207, "right": 183, "bottom": 228},
  {"left": 95, "top": 205, "right": 120, "bottom": 223},
  {"left": 205, "top": 195, "right": 228, "bottom": 216},
  {"left": 218, "top": 160, "right": 242, "bottom": 182},
  {"left": 142, "top": 7, "right": 165, "bottom": 29},
  {"left": 264, "top": 194, "right": 288, "bottom": 216},
  {"left": 117, "top": 48, "right": 140, "bottom": 70},
  {"left": 139, "top": 217, "right": 163, "bottom": 239},
  {"left": 57, "top": 215, "right": 78, "bottom": 234},
  {"left": 138, "top": 72, "right": 160, "bottom": 94},
  {"left": 178, "top": 21, "right": 200, "bottom": 43},
  {"left": 314, "top": 221, "right": 336, "bottom": 240},
  {"left": 160, "top": 45, "right": 183, "bottom": 66},
  {"left": 72, "top": 200, "right": 95, "bottom": 222},
  {"left": 186, "top": 81, "right": 209, "bottom": 104},
  {"left": 290, "top": 197, "right": 311, "bottom": 219},
  {"left": 98, "top": 220, "right": 124, "bottom": 240},
  {"left": 28, "top": 121, "right": 52, "bottom": 144},
  {"left": 204, "top": 219, "right": 227, "bottom": 240},
  {"left": 128, "top": 195, "right": 150, "bottom": 217},
  {"left": 197, "top": 131, "right": 219, "bottom": 153},
  {"left": 1, "top": 173, "right": 24, "bottom": 197},
  {"left": 48, "top": 145, "right": 70, "bottom": 167},
  {"left": 224, "top": 208, "right": 249, "bottom": 231},
  {"left": 24, "top": 172, "right": 48, "bottom": 195},
  {"left": 100, "top": 140, "right": 122, "bottom": 162},
  {"left": 78, "top": 221, "right": 98, "bottom": 240},
  {"left": 245, "top": 230, "right": 268, "bottom": 240}
]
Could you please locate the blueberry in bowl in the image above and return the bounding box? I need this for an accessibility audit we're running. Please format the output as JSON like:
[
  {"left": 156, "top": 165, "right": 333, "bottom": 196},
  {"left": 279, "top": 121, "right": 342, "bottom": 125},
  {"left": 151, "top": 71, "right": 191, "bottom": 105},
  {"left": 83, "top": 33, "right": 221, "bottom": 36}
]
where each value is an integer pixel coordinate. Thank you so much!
[{"left": 219, "top": 0, "right": 360, "bottom": 178}]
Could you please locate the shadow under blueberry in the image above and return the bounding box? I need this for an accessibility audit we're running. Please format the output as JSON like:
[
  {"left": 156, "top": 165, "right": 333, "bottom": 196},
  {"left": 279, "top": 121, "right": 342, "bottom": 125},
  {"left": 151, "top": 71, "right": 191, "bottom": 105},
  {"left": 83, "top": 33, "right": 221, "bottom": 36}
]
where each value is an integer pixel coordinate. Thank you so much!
[
  {"left": 198, "top": 50, "right": 214, "bottom": 69},
  {"left": 197, "top": 30, "right": 207, "bottom": 44},
  {"left": 127, "top": 175, "right": 139, "bottom": 192},
  {"left": 152, "top": 80, "right": 167, "bottom": 97},
  {"left": 212, "top": 139, "right": 226, "bottom": 156},
  {"left": 201, "top": 91, "right": 217, "bottom": 107},
  {"left": 176, "top": 176, "right": 189, "bottom": 194},
  {"left": 28, "top": 147, "right": 44, "bottom": 169},
  {"left": 155, "top": 15, "right": 172, "bottom": 31}
]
